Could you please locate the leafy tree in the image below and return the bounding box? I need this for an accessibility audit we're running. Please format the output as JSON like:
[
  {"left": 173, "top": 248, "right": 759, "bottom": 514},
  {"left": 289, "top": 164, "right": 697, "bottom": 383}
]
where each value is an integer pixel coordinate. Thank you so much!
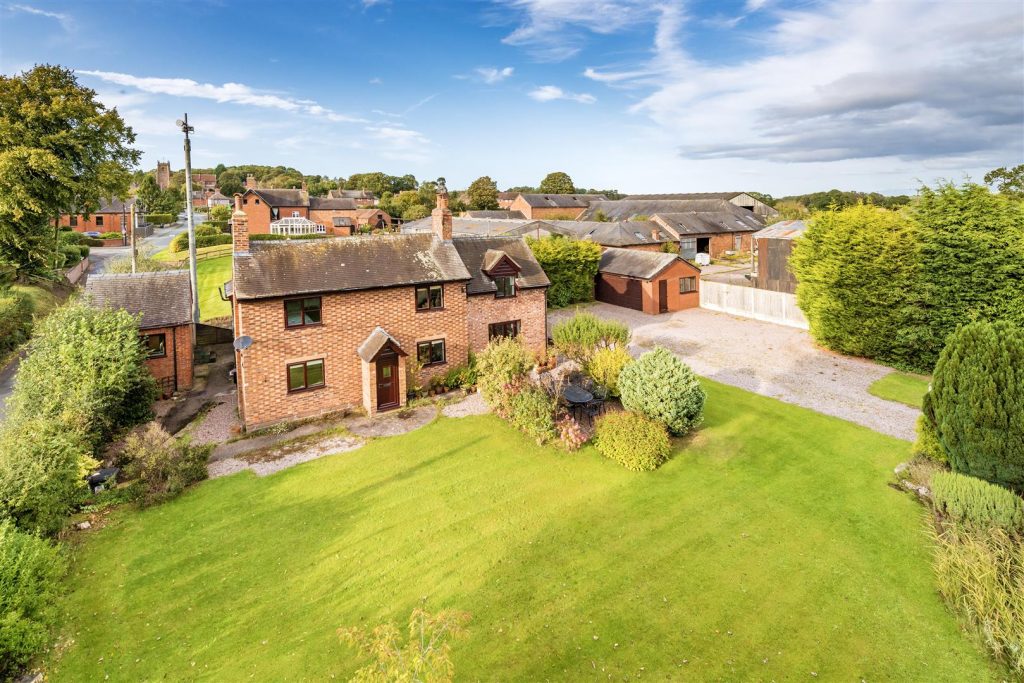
[
  {"left": 747, "top": 191, "right": 776, "bottom": 207},
  {"left": 402, "top": 204, "right": 430, "bottom": 220},
  {"left": 984, "top": 165, "right": 1024, "bottom": 199},
  {"left": 790, "top": 204, "right": 925, "bottom": 369},
  {"left": 539, "top": 172, "right": 575, "bottom": 194},
  {"left": 213, "top": 163, "right": 226, "bottom": 177},
  {"left": 778, "top": 189, "right": 911, "bottom": 211},
  {"left": 525, "top": 236, "right": 602, "bottom": 307},
  {"left": 464, "top": 176, "right": 499, "bottom": 210},
  {"left": 304, "top": 176, "right": 337, "bottom": 197},
  {"left": 923, "top": 321, "right": 1024, "bottom": 491},
  {"left": 208, "top": 204, "right": 232, "bottom": 222},
  {"left": 217, "top": 170, "right": 244, "bottom": 196},
  {"left": 346, "top": 172, "right": 417, "bottom": 196},
  {"left": 135, "top": 174, "right": 178, "bottom": 215},
  {"left": 914, "top": 182, "right": 1024, "bottom": 367},
  {"left": 0, "top": 65, "right": 138, "bottom": 275},
  {"left": 766, "top": 200, "right": 809, "bottom": 224},
  {"left": 339, "top": 604, "right": 470, "bottom": 683}
]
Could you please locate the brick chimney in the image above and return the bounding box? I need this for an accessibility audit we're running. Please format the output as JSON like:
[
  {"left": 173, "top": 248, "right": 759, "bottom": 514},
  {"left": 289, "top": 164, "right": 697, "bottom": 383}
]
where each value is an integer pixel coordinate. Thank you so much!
[
  {"left": 245, "top": 173, "right": 256, "bottom": 190},
  {"left": 232, "top": 193, "right": 249, "bottom": 254},
  {"left": 431, "top": 183, "right": 452, "bottom": 241}
]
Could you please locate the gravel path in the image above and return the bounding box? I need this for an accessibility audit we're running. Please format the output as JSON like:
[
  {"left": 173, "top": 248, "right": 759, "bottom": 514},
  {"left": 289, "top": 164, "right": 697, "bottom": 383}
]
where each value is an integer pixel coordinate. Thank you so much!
[
  {"left": 549, "top": 304, "right": 918, "bottom": 441},
  {"left": 208, "top": 434, "right": 363, "bottom": 478},
  {"left": 441, "top": 392, "right": 489, "bottom": 418}
]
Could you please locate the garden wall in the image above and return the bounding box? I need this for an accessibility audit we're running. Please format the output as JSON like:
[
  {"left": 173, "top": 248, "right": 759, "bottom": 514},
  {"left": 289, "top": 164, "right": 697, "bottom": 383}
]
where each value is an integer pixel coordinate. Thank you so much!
[
  {"left": 699, "top": 280, "right": 808, "bottom": 329},
  {"left": 64, "top": 257, "right": 90, "bottom": 286}
]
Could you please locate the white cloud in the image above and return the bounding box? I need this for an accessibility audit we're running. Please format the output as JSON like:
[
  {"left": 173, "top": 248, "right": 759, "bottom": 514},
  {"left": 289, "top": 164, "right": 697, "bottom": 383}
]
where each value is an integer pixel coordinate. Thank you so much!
[
  {"left": 77, "top": 70, "right": 365, "bottom": 124},
  {"left": 475, "top": 66, "right": 514, "bottom": 84},
  {"left": 498, "top": 0, "right": 656, "bottom": 61},
  {"left": 365, "top": 125, "right": 432, "bottom": 162},
  {"left": 581, "top": 0, "right": 1024, "bottom": 163},
  {"left": 6, "top": 3, "right": 73, "bottom": 31},
  {"left": 529, "top": 85, "right": 596, "bottom": 104}
]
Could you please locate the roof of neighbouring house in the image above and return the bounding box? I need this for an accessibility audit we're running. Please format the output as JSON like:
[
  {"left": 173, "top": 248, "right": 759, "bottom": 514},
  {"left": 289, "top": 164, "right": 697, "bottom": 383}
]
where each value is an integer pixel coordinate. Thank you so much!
[
  {"left": 752, "top": 220, "right": 809, "bottom": 240},
  {"left": 623, "top": 192, "right": 751, "bottom": 201},
  {"left": 515, "top": 193, "right": 607, "bottom": 208},
  {"left": 531, "top": 220, "right": 675, "bottom": 247},
  {"left": 207, "top": 191, "right": 229, "bottom": 201},
  {"left": 78, "top": 197, "right": 136, "bottom": 214},
  {"left": 357, "top": 326, "right": 407, "bottom": 362},
  {"left": 652, "top": 210, "right": 763, "bottom": 235},
  {"left": 309, "top": 197, "right": 358, "bottom": 210},
  {"left": 462, "top": 210, "right": 526, "bottom": 219},
  {"left": 328, "top": 189, "right": 376, "bottom": 200},
  {"left": 583, "top": 198, "right": 765, "bottom": 222},
  {"left": 232, "top": 233, "right": 472, "bottom": 300},
  {"left": 245, "top": 188, "right": 308, "bottom": 207},
  {"left": 450, "top": 236, "right": 550, "bottom": 295},
  {"left": 598, "top": 247, "right": 694, "bottom": 281},
  {"left": 84, "top": 270, "right": 192, "bottom": 329},
  {"left": 400, "top": 216, "right": 536, "bottom": 236}
]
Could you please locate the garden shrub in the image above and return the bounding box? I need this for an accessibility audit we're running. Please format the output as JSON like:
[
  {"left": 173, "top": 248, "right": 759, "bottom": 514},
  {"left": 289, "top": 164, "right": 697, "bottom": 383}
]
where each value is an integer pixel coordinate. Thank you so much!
[
  {"left": 618, "top": 347, "right": 705, "bottom": 435},
  {"left": 507, "top": 383, "right": 557, "bottom": 444},
  {"left": 123, "top": 424, "right": 209, "bottom": 506},
  {"left": 195, "top": 224, "right": 221, "bottom": 237},
  {"left": 83, "top": 237, "right": 104, "bottom": 247},
  {"left": 196, "top": 234, "right": 232, "bottom": 249},
  {"left": 932, "top": 472, "right": 1024, "bottom": 533},
  {"left": 98, "top": 231, "right": 122, "bottom": 239},
  {"left": 208, "top": 205, "right": 232, "bottom": 222},
  {"left": 913, "top": 414, "right": 946, "bottom": 463},
  {"left": 586, "top": 346, "right": 632, "bottom": 397},
  {"left": 595, "top": 411, "right": 671, "bottom": 471},
  {"left": 0, "top": 289, "right": 33, "bottom": 357},
  {"left": 204, "top": 219, "right": 230, "bottom": 233},
  {"left": 58, "top": 244, "right": 84, "bottom": 266},
  {"left": 0, "top": 416, "right": 95, "bottom": 535},
  {"left": 931, "top": 525, "right": 1024, "bottom": 676},
  {"left": 145, "top": 213, "right": 174, "bottom": 224},
  {"left": 526, "top": 236, "right": 602, "bottom": 307},
  {"left": 551, "top": 312, "right": 630, "bottom": 364},
  {"left": 924, "top": 321, "right": 1024, "bottom": 491},
  {"left": 58, "top": 230, "right": 85, "bottom": 245},
  {"left": 476, "top": 336, "right": 532, "bottom": 413},
  {"left": 556, "top": 414, "right": 587, "bottom": 451},
  {"left": 172, "top": 231, "right": 232, "bottom": 252},
  {"left": 0, "top": 520, "right": 67, "bottom": 680}
]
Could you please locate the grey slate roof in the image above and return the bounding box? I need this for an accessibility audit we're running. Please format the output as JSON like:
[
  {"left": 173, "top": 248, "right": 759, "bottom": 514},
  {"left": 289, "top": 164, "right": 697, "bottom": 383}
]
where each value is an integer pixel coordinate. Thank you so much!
[
  {"left": 401, "top": 216, "right": 536, "bottom": 236},
  {"left": 623, "top": 192, "right": 748, "bottom": 201},
  {"left": 357, "top": 326, "right": 406, "bottom": 362},
  {"left": 462, "top": 210, "right": 526, "bottom": 219},
  {"left": 451, "top": 236, "right": 550, "bottom": 295},
  {"left": 598, "top": 247, "right": 687, "bottom": 280},
  {"left": 584, "top": 197, "right": 763, "bottom": 220},
  {"left": 309, "top": 197, "right": 358, "bottom": 210},
  {"left": 534, "top": 220, "right": 675, "bottom": 247},
  {"left": 516, "top": 193, "right": 606, "bottom": 208},
  {"left": 232, "top": 234, "right": 472, "bottom": 300},
  {"left": 328, "top": 189, "right": 376, "bottom": 201},
  {"left": 652, "top": 210, "right": 763, "bottom": 235},
  {"left": 84, "top": 270, "right": 192, "bottom": 329}
]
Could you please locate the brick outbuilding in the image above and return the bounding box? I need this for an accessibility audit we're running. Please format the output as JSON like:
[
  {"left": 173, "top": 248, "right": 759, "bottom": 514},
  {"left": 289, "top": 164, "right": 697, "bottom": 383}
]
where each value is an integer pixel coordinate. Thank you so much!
[
  {"left": 84, "top": 270, "right": 195, "bottom": 397},
  {"left": 596, "top": 247, "right": 701, "bottom": 314}
]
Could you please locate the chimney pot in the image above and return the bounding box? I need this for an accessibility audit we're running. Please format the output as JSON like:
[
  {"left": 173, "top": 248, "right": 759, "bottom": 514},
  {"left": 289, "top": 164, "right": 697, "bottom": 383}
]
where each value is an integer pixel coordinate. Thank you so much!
[{"left": 232, "top": 192, "right": 249, "bottom": 254}]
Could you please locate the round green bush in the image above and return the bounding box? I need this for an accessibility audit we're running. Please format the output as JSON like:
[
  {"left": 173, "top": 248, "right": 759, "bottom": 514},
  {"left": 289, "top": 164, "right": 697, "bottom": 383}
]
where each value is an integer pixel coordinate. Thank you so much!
[
  {"left": 98, "top": 231, "right": 123, "bottom": 239},
  {"left": 146, "top": 213, "right": 174, "bottom": 225},
  {"left": 595, "top": 411, "right": 671, "bottom": 471},
  {"left": 195, "top": 224, "right": 221, "bottom": 237},
  {"left": 932, "top": 471, "right": 1024, "bottom": 533},
  {"left": 924, "top": 321, "right": 1024, "bottom": 491},
  {"left": 617, "top": 347, "right": 705, "bottom": 435}
]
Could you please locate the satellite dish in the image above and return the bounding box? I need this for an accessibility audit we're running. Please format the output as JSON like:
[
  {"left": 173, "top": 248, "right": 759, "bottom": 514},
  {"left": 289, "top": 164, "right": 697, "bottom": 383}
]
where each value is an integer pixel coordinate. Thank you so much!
[{"left": 233, "top": 335, "right": 253, "bottom": 351}]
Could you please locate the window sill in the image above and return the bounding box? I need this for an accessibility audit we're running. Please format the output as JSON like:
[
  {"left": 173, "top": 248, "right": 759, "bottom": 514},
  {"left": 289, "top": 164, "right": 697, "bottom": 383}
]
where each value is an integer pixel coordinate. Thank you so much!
[
  {"left": 415, "top": 307, "right": 446, "bottom": 313},
  {"left": 287, "top": 384, "right": 326, "bottom": 394},
  {"left": 284, "top": 322, "right": 324, "bottom": 330},
  {"left": 420, "top": 361, "right": 447, "bottom": 368}
]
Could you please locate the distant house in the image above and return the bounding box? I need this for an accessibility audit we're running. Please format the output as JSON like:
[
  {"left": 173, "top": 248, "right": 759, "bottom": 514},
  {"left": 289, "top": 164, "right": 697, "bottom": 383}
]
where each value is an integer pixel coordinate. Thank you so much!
[
  {"left": 462, "top": 210, "right": 526, "bottom": 219},
  {"left": 596, "top": 248, "right": 701, "bottom": 314},
  {"left": 227, "top": 191, "right": 549, "bottom": 428},
  {"left": 84, "top": 270, "right": 195, "bottom": 397},
  {"left": 239, "top": 189, "right": 392, "bottom": 236},
  {"left": 496, "top": 191, "right": 519, "bottom": 209},
  {"left": 750, "top": 220, "right": 808, "bottom": 294},
  {"left": 508, "top": 193, "right": 607, "bottom": 220},
  {"left": 623, "top": 192, "right": 779, "bottom": 219},
  {"left": 59, "top": 197, "right": 136, "bottom": 240},
  {"left": 207, "top": 191, "right": 231, "bottom": 208}
]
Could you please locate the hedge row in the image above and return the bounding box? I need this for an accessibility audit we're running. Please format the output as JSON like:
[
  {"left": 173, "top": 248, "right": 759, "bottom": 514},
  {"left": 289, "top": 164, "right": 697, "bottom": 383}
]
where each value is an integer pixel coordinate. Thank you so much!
[
  {"left": 0, "top": 289, "right": 33, "bottom": 357},
  {"left": 526, "top": 236, "right": 602, "bottom": 308},
  {"left": 146, "top": 213, "right": 175, "bottom": 224}
]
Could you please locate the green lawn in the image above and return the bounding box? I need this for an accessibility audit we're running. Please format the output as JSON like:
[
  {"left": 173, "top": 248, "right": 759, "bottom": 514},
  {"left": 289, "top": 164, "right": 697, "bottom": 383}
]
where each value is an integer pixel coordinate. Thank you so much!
[
  {"left": 869, "top": 371, "right": 931, "bottom": 408},
  {"left": 152, "top": 243, "right": 231, "bottom": 263},
  {"left": 48, "top": 381, "right": 996, "bottom": 681},
  {"left": 196, "top": 255, "right": 231, "bottom": 321}
]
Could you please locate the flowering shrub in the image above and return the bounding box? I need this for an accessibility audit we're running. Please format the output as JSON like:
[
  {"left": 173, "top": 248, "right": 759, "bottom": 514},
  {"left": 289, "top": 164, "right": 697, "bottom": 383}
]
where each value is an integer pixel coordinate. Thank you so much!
[
  {"left": 557, "top": 414, "right": 587, "bottom": 451},
  {"left": 595, "top": 411, "right": 671, "bottom": 471},
  {"left": 585, "top": 347, "right": 633, "bottom": 397}
]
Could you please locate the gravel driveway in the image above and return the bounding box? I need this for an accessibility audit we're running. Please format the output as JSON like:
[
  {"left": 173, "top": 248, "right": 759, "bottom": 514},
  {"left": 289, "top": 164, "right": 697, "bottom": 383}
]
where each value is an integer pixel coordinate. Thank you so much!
[{"left": 549, "top": 303, "right": 918, "bottom": 441}]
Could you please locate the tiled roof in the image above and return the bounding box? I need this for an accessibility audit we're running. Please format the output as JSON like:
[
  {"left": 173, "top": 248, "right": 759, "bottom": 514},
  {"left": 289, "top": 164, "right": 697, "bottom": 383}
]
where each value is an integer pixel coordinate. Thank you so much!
[
  {"left": 462, "top": 210, "right": 526, "bottom": 219},
  {"left": 247, "top": 188, "right": 308, "bottom": 207},
  {"left": 623, "top": 192, "right": 747, "bottom": 201},
  {"left": 401, "top": 216, "right": 536, "bottom": 236},
  {"left": 652, "top": 211, "right": 762, "bottom": 235},
  {"left": 357, "top": 326, "right": 406, "bottom": 362},
  {"left": 232, "top": 234, "right": 471, "bottom": 300},
  {"left": 451, "top": 236, "right": 549, "bottom": 295},
  {"left": 84, "top": 270, "right": 192, "bottom": 329},
  {"left": 598, "top": 247, "right": 689, "bottom": 280},
  {"left": 309, "top": 197, "right": 358, "bottom": 210},
  {"left": 533, "top": 220, "right": 675, "bottom": 247},
  {"left": 517, "top": 193, "right": 606, "bottom": 208}
]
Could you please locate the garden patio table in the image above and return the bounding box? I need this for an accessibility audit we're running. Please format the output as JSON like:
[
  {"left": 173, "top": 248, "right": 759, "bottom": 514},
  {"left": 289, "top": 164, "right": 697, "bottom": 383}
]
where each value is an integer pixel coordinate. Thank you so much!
[{"left": 563, "top": 385, "right": 594, "bottom": 421}]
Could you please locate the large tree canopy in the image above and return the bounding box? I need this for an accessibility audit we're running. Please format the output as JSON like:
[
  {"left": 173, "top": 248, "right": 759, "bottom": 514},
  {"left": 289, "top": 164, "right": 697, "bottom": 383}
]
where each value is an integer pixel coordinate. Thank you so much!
[
  {"left": 0, "top": 65, "right": 138, "bottom": 274},
  {"left": 464, "top": 176, "right": 499, "bottom": 210},
  {"left": 539, "top": 172, "right": 575, "bottom": 194}
]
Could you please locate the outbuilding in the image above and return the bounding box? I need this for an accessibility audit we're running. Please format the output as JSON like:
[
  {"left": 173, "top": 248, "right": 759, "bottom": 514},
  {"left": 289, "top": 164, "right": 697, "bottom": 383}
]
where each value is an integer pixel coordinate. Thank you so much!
[
  {"left": 750, "top": 220, "right": 808, "bottom": 294},
  {"left": 595, "top": 247, "right": 701, "bottom": 314}
]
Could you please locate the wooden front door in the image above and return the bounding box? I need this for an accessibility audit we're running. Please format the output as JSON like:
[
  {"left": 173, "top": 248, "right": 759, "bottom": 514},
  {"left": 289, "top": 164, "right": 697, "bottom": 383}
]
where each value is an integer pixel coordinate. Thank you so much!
[
  {"left": 658, "top": 279, "right": 669, "bottom": 313},
  {"left": 376, "top": 351, "right": 399, "bottom": 410}
]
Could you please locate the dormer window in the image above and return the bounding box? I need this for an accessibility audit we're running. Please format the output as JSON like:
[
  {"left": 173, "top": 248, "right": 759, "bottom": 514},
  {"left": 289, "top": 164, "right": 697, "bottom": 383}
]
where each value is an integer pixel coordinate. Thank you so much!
[{"left": 495, "top": 276, "right": 516, "bottom": 299}]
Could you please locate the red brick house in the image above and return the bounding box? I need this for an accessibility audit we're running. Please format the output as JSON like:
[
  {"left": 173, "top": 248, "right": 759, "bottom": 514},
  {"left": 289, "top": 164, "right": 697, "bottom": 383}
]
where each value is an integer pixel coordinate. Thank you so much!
[
  {"left": 240, "top": 188, "right": 392, "bottom": 235},
  {"left": 84, "top": 270, "right": 195, "bottom": 397},
  {"left": 59, "top": 197, "right": 136, "bottom": 240},
  {"left": 509, "top": 193, "right": 607, "bottom": 220},
  {"left": 228, "top": 190, "right": 549, "bottom": 429},
  {"left": 595, "top": 248, "right": 701, "bottom": 314}
]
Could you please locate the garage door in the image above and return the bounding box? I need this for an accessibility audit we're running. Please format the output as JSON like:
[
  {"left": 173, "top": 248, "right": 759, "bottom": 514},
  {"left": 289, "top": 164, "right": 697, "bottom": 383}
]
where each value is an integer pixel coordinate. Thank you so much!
[{"left": 596, "top": 274, "right": 643, "bottom": 310}]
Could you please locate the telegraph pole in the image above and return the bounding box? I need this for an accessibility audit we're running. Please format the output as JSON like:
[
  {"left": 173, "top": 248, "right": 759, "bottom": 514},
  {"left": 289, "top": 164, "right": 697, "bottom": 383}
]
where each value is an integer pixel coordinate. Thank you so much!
[
  {"left": 177, "top": 114, "right": 200, "bottom": 326},
  {"left": 129, "top": 203, "right": 137, "bottom": 273}
]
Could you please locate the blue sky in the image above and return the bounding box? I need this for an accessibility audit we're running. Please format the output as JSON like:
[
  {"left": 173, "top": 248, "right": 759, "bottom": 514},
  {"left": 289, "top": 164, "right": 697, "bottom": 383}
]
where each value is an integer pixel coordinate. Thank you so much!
[{"left": 1, "top": 0, "right": 1022, "bottom": 195}]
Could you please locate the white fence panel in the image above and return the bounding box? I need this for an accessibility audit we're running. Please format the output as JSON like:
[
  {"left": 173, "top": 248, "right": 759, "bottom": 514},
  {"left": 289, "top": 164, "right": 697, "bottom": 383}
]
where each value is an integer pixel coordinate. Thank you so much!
[{"left": 699, "top": 280, "right": 809, "bottom": 329}]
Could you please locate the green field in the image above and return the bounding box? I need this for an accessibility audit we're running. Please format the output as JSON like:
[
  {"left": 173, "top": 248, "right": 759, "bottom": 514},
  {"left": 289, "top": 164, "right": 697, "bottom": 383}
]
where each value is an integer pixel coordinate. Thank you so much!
[
  {"left": 48, "top": 381, "right": 995, "bottom": 680},
  {"left": 195, "top": 255, "right": 231, "bottom": 321},
  {"left": 869, "top": 371, "right": 932, "bottom": 408}
]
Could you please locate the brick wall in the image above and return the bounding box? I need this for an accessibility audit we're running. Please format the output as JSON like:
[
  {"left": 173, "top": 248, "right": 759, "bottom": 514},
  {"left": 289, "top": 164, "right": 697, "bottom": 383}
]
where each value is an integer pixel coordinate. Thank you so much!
[
  {"left": 240, "top": 199, "right": 308, "bottom": 234},
  {"left": 465, "top": 288, "right": 548, "bottom": 356},
  {"left": 708, "top": 233, "right": 752, "bottom": 258},
  {"left": 235, "top": 282, "right": 469, "bottom": 429},
  {"left": 60, "top": 211, "right": 131, "bottom": 236},
  {"left": 142, "top": 324, "right": 194, "bottom": 396}
]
